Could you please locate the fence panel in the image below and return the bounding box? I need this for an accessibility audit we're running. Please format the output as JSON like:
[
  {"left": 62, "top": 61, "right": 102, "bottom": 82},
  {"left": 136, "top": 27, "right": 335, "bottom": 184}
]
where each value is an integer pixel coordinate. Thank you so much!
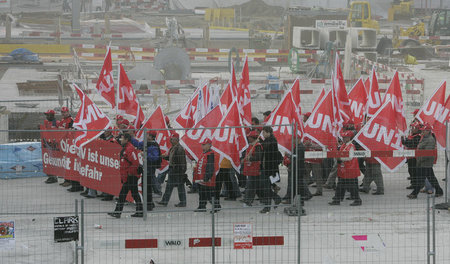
[{"left": 1, "top": 124, "right": 450, "bottom": 263}]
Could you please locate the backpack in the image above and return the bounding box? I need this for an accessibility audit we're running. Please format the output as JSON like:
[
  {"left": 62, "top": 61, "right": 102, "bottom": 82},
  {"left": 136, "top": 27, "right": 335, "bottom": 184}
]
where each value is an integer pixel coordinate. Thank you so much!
[{"left": 147, "top": 143, "right": 162, "bottom": 168}]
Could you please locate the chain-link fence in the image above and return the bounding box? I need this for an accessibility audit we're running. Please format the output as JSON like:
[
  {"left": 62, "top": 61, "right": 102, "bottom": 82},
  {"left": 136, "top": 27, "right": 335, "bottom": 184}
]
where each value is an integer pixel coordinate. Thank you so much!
[{"left": 0, "top": 123, "right": 449, "bottom": 264}]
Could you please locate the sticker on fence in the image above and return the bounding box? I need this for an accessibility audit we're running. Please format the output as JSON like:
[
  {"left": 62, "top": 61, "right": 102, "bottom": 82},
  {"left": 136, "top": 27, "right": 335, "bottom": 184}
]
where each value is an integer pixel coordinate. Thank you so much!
[
  {"left": 352, "top": 234, "right": 386, "bottom": 253},
  {"left": 54, "top": 216, "right": 79, "bottom": 243},
  {"left": 234, "top": 223, "right": 253, "bottom": 249},
  {"left": 0, "top": 221, "right": 15, "bottom": 250}
]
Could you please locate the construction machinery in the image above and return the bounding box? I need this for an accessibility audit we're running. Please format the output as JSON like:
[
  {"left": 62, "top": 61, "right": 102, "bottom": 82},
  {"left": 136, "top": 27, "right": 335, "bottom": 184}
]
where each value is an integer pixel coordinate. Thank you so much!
[
  {"left": 388, "top": 0, "right": 414, "bottom": 21},
  {"left": 347, "top": 1, "right": 379, "bottom": 31},
  {"left": 392, "top": 9, "right": 450, "bottom": 48}
]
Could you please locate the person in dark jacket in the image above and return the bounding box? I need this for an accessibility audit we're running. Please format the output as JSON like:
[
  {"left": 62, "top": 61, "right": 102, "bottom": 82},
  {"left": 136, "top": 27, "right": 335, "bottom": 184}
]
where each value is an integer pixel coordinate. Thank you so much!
[
  {"left": 43, "top": 110, "right": 58, "bottom": 184},
  {"left": 407, "top": 123, "right": 443, "bottom": 199},
  {"left": 157, "top": 133, "right": 187, "bottom": 207},
  {"left": 402, "top": 122, "right": 422, "bottom": 190},
  {"left": 282, "top": 139, "right": 312, "bottom": 205},
  {"left": 195, "top": 139, "right": 220, "bottom": 212},
  {"left": 261, "top": 126, "right": 282, "bottom": 205},
  {"left": 131, "top": 130, "right": 162, "bottom": 211},
  {"left": 108, "top": 133, "right": 143, "bottom": 218}
]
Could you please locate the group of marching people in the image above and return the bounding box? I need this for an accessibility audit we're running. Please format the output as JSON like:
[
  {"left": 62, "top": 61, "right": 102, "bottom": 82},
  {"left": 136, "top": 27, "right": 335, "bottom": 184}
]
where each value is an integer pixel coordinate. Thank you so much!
[{"left": 41, "top": 106, "right": 444, "bottom": 218}]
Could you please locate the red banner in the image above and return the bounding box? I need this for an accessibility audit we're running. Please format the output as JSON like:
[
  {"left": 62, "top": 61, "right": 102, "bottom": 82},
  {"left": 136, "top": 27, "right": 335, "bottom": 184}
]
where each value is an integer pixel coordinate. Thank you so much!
[{"left": 40, "top": 128, "right": 123, "bottom": 196}]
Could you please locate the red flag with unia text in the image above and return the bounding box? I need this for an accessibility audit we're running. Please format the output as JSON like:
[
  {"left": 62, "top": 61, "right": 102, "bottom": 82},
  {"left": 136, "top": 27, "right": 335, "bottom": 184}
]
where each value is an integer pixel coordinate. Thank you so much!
[
  {"left": 416, "top": 81, "right": 446, "bottom": 127},
  {"left": 348, "top": 78, "right": 368, "bottom": 125},
  {"left": 174, "top": 87, "right": 200, "bottom": 129},
  {"left": 432, "top": 87, "right": 450, "bottom": 149},
  {"left": 354, "top": 100, "right": 405, "bottom": 172},
  {"left": 366, "top": 68, "right": 382, "bottom": 117},
  {"left": 382, "top": 71, "right": 407, "bottom": 134},
  {"left": 95, "top": 47, "right": 115, "bottom": 108},
  {"left": 304, "top": 90, "right": 337, "bottom": 150},
  {"left": 265, "top": 87, "right": 303, "bottom": 154},
  {"left": 211, "top": 101, "right": 248, "bottom": 172},
  {"left": 181, "top": 106, "right": 223, "bottom": 161},
  {"left": 72, "top": 84, "right": 112, "bottom": 148},
  {"left": 332, "top": 56, "right": 352, "bottom": 123},
  {"left": 238, "top": 56, "right": 252, "bottom": 126},
  {"left": 117, "top": 63, "right": 145, "bottom": 127}
]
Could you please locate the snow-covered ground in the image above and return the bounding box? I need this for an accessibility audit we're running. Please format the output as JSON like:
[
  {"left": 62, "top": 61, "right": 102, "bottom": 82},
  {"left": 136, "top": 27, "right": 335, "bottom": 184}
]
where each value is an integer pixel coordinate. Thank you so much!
[{"left": 1, "top": 158, "right": 449, "bottom": 264}]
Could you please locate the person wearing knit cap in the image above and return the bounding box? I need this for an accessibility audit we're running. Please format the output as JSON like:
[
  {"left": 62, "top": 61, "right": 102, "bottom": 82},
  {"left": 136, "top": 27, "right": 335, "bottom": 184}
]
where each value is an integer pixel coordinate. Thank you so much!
[
  {"left": 241, "top": 130, "right": 272, "bottom": 213},
  {"left": 407, "top": 123, "right": 443, "bottom": 199},
  {"left": 131, "top": 130, "right": 162, "bottom": 211},
  {"left": 43, "top": 110, "right": 58, "bottom": 184},
  {"left": 329, "top": 130, "right": 362, "bottom": 206},
  {"left": 158, "top": 132, "right": 187, "bottom": 207},
  {"left": 402, "top": 122, "right": 422, "bottom": 190},
  {"left": 194, "top": 138, "right": 220, "bottom": 212}
]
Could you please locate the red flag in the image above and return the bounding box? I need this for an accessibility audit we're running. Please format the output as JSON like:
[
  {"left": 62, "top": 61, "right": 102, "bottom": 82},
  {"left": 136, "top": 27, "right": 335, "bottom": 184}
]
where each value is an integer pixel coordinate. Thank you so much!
[
  {"left": 430, "top": 83, "right": 449, "bottom": 149},
  {"left": 366, "top": 68, "right": 382, "bottom": 117},
  {"left": 304, "top": 90, "right": 337, "bottom": 150},
  {"left": 382, "top": 71, "right": 407, "bottom": 133},
  {"left": 211, "top": 101, "right": 248, "bottom": 172},
  {"left": 174, "top": 87, "right": 200, "bottom": 129},
  {"left": 135, "top": 105, "right": 171, "bottom": 172},
  {"left": 417, "top": 81, "right": 446, "bottom": 126},
  {"left": 265, "top": 89, "right": 302, "bottom": 154},
  {"left": 219, "top": 82, "right": 235, "bottom": 114},
  {"left": 290, "top": 78, "right": 304, "bottom": 137},
  {"left": 238, "top": 56, "right": 252, "bottom": 126},
  {"left": 72, "top": 84, "right": 112, "bottom": 148},
  {"left": 311, "top": 87, "right": 326, "bottom": 113},
  {"left": 348, "top": 78, "right": 368, "bottom": 124},
  {"left": 181, "top": 106, "right": 223, "bottom": 161},
  {"left": 231, "top": 62, "right": 238, "bottom": 95},
  {"left": 95, "top": 47, "right": 115, "bottom": 108},
  {"left": 117, "top": 63, "right": 145, "bottom": 127},
  {"left": 332, "top": 56, "right": 352, "bottom": 123},
  {"left": 196, "top": 83, "right": 210, "bottom": 122},
  {"left": 354, "top": 100, "right": 405, "bottom": 172}
]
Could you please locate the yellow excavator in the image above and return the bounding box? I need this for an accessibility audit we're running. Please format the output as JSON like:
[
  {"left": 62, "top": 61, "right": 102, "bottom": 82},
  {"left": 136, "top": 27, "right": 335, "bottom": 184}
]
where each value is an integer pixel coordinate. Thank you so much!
[
  {"left": 388, "top": 0, "right": 414, "bottom": 21},
  {"left": 347, "top": 1, "right": 379, "bottom": 31}
]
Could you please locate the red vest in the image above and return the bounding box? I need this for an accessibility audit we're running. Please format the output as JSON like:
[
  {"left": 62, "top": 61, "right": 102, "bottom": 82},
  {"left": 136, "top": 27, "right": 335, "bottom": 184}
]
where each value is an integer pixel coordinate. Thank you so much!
[
  {"left": 243, "top": 143, "right": 262, "bottom": 176},
  {"left": 196, "top": 150, "right": 217, "bottom": 187},
  {"left": 58, "top": 116, "right": 73, "bottom": 129},
  {"left": 337, "top": 142, "right": 360, "bottom": 179}
]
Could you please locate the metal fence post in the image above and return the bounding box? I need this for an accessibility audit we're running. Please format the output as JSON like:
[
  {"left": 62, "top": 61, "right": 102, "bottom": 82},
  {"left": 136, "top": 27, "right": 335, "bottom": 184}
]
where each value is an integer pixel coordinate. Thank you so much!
[
  {"left": 80, "top": 199, "right": 85, "bottom": 264},
  {"left": 211, "top": 196, "right": 216, "bottom": 264},
  {"left": 297, "top": 195, "right": 302, "bottom": 264},
  {"left": 445, "top": 122, "right": 449, "bottom": 204},
  {"left": 432, "top": 195, "right": 436, "bottom": 264},
  {"left": 75, "top": 199, "right": 78, "bottom": 264},
  {"left": 143, "top": 128, "right": 148, "bottom": 221},
  {"left": 291, "top": 123, "right": 297, "bottom": 203},
  {"left": 427, "top": 194, "right": 430, "bottom": 264}
]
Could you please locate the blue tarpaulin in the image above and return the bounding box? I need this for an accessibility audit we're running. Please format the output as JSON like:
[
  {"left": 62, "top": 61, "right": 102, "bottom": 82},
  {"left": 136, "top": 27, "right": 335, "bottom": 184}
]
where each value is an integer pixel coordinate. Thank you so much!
[{"left": 0, "top": 142, "right": 45, "bottom": 179}]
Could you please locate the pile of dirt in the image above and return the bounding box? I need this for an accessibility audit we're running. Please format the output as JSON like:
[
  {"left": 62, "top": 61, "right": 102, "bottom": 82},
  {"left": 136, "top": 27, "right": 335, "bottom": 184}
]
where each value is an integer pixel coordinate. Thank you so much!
[{"left": 232, "top": 0, "right": 284, "bottom": 18}]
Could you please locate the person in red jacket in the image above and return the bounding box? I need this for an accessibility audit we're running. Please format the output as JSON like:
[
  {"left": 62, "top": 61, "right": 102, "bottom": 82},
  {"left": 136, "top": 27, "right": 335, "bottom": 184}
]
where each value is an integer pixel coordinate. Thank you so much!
[
  {"left": 58, "top": 107, "right": 73, "bottom": 129},
  {"left": 329, "top": 130, "right": 362, "bottom": 206},
  {"left": 194, "top": 139, "right": 220, "bottom": 212},
  {"left": 58, "top": 107, "right": 76, "bottom": 187},
  {"left": 242, "top": 130, "right": 271, "bottom": 213},
  {"left": 108, "top": 133, "right": 143, "bottom": 218}
]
